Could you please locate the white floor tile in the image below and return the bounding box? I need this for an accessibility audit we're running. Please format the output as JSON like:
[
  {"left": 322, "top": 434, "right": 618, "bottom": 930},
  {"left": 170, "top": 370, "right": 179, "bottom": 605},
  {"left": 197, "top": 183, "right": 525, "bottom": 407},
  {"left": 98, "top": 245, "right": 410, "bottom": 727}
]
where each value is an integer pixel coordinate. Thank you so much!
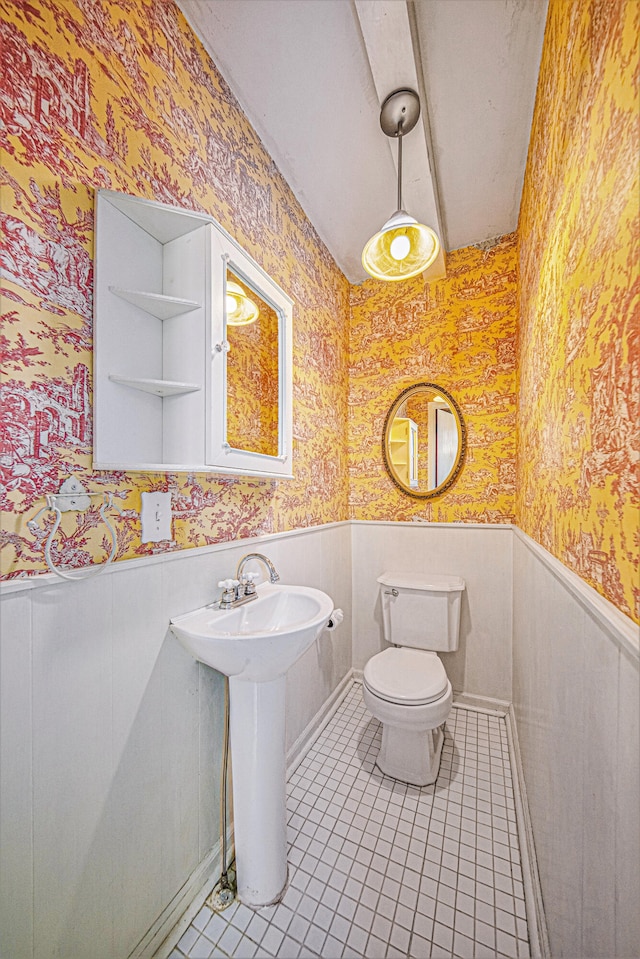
[{"left": 174, "top": 686, "right": 530, "bottom": 959}]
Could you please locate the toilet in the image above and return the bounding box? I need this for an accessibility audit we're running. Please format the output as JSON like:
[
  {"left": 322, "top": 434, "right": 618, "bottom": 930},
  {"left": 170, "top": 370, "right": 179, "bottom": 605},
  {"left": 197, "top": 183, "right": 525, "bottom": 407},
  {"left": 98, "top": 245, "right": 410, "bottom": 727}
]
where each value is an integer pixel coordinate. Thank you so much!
[{"left": 362, "top": 571, "right": 465, "bottom": 787}]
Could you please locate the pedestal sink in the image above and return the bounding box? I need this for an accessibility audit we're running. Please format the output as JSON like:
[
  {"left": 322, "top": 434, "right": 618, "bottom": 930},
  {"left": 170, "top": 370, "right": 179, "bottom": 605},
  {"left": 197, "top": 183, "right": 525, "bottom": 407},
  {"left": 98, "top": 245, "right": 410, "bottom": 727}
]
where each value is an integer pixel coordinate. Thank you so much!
[{"left": 170, "top": 582, "right": 333, "bottom": 906}]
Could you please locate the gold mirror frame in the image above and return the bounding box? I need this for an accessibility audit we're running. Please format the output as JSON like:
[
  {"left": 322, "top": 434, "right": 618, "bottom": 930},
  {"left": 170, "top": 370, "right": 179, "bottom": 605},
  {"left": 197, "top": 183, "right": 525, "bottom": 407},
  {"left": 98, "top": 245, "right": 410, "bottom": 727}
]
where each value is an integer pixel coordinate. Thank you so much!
[{"left": 382, "top": 382, "right": 467, "bottom": 499}]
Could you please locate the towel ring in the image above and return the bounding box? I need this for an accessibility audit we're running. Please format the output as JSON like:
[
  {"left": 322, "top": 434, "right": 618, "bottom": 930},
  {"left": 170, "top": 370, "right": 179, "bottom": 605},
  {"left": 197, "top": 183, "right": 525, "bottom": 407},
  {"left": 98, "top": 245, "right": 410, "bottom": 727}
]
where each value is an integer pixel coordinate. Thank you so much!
[{"left": 28, "top": 480, "right": 122, "bottom": 581}]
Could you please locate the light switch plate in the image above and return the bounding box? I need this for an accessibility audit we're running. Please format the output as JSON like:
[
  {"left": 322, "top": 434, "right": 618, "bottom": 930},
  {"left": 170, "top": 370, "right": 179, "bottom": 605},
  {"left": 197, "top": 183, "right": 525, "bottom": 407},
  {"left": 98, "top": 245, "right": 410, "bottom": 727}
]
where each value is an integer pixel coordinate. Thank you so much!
[{"left": 140, "top": 491, "right": 172, "bottom": 543}]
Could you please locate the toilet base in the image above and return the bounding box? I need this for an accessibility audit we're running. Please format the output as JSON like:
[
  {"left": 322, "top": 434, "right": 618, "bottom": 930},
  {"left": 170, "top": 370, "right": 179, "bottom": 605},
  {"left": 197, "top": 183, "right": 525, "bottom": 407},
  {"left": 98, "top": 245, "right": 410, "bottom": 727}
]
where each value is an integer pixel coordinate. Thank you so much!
[{"left": 376, "top": 722, "right": 445, "bottom": 787}]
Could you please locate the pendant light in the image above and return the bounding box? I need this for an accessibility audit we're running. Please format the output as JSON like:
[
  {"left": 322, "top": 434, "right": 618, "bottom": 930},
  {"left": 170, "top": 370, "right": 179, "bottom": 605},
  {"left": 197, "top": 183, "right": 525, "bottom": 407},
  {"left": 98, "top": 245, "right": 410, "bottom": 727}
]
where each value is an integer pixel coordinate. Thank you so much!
[
  {"left": 226, "top": 280, "right": 259, "bottom": 326},
  {"left": 362, "top": 88, "right": 440, "bottom": 282}
]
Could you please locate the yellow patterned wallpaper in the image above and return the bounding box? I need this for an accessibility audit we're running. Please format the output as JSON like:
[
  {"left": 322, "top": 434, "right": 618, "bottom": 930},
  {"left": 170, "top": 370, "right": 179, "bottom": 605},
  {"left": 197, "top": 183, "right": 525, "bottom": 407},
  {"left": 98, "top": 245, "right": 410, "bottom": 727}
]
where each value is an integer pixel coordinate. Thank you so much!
[
  {"left": 3, "top": 0, "right": 636, "bottom": 624},
  {"left": 349, "top": 237, "right": 518, "bottom": 523},
  {"left": 517, "top": 0, "right": 639, "bottom": 621},
  {"left": 0, "top": 0, "right": 350, "bottom": 577}
]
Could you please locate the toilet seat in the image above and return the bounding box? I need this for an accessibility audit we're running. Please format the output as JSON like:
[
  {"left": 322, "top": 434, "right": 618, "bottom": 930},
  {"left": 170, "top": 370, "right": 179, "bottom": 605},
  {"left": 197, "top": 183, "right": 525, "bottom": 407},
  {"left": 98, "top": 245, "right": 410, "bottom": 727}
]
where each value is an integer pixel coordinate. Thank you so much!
[{"left": 363, "top": 648, "right": 448, "bottom": 706}]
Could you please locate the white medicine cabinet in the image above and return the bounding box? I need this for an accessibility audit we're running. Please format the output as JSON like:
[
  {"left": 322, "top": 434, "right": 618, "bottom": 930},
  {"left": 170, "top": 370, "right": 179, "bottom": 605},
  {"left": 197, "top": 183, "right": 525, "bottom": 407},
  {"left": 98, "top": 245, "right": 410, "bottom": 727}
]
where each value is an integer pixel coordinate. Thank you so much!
[{"left": 93, "top": 189, "right": 293, "bottom": 478}]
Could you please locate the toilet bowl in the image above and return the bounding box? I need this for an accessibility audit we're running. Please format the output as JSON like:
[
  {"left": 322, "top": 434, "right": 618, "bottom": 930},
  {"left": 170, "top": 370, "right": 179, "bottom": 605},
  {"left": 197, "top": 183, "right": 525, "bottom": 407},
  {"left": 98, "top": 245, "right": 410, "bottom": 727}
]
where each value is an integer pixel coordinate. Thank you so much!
[
  {"left": 363, "top": 572, "right": 465, "bottom": 787},
  {"left": 363, "top": 647, "right": 452, "bottom": 786}
]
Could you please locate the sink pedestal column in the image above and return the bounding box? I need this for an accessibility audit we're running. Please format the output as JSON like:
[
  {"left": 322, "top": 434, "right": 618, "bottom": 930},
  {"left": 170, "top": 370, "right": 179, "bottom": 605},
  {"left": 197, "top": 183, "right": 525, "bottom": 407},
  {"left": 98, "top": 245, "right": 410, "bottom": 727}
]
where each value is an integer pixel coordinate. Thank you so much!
[{"left": 229, "top": 675, "right": 288, "bottom": 906}]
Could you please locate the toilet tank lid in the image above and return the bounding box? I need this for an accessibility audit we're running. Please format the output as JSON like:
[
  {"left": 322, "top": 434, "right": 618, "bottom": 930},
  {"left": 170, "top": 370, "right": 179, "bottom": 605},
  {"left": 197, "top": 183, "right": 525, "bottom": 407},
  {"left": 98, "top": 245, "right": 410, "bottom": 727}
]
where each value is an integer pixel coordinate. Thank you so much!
[{"left": 377, "top": 571, "right": 465, "bottom": 592}]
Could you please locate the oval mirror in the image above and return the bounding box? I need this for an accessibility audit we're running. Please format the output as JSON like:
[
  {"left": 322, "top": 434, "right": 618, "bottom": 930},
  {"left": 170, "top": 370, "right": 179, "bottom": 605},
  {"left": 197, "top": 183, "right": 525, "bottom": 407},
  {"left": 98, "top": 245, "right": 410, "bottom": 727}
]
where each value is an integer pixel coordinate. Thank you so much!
[{"left": 383, "top": 383, "right": 466, "bottom": 498}]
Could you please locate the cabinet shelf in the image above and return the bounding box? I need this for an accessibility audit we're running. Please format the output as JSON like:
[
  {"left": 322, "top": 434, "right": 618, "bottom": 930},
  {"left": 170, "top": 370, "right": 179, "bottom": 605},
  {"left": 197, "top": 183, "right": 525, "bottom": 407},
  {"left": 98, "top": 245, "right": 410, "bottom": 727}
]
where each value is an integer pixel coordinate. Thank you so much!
[
  {"left": 108, "top": 375, "right": 201, "bottom": 397},
  {"left": 109, "top": 286, "right": 200, "bottom": 320},
  {"left": 388, "top": 416, "right": 418, "bottom": 489}
]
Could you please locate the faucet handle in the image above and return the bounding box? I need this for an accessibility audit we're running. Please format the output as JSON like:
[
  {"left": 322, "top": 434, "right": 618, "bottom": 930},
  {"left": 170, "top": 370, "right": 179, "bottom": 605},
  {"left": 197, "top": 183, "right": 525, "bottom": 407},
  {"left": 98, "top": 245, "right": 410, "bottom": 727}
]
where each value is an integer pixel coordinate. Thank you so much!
[
  {"left": 217, "top": 578, "right": 239, "bottom": 606},
  {"left": 243, "top": 571, "right": 257, "bottom": 594}
]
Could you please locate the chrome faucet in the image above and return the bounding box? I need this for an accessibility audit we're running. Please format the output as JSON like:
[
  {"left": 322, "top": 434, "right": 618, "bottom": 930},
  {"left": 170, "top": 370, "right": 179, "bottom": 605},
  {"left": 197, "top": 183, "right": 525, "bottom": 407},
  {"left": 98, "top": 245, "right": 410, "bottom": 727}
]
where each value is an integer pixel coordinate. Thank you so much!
[
  {"left": 236, "top": 552, "right": 280, "bottom": 585},
  {"left": 213, "top": 553, "right": 280, "bottom": 611}
]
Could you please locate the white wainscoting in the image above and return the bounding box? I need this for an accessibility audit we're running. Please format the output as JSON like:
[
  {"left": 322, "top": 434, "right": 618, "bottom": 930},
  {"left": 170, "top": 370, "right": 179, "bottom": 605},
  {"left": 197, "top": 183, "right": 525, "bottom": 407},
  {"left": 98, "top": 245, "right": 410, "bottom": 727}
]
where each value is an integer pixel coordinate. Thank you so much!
[
  {"left": 2, "top": 520, "right": 637, "bottom": 959},
  {"left": 351, "top": 521, "right": 513, "bottom": 702},
  {"left": 512, "top": 528, "right": 639, "bottom": 959},
  {"left": 0, "top": 522, "right": 352, "bottom": 959}
]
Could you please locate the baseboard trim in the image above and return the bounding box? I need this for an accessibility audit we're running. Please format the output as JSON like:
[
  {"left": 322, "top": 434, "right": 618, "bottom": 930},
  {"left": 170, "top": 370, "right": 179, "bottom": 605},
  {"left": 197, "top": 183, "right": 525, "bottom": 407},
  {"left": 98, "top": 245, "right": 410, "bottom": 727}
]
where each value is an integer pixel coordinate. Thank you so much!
[
  {"left": 286, "top": 669, "right": 355, "bottom": 775},
  {"left": 505, "top": 704, "right": 550, "bottom": 959},
  {"left": 452, "top": 692, "right": 510, "bottom": 715},
  {"left": 139, "top": 830, "right": 233, "bottom": 959}
]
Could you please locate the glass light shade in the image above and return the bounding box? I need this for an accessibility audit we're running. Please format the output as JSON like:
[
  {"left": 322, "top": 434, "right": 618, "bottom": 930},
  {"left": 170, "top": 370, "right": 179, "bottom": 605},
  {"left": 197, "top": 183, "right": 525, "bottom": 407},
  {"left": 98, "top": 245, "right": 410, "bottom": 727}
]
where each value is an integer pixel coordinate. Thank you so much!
[
  {"left": 362, "top": 210, "right": 440, "bottom": 281},
  {"left": 226, "top": 281, "right": 259, "bottom": 325}
]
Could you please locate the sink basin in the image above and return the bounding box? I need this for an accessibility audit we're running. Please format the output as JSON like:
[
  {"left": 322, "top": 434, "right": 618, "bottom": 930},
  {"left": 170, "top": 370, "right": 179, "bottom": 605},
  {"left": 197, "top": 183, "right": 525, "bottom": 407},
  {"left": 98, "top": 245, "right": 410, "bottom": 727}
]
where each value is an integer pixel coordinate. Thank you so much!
[{"left": 170, "top": 582, "right": 333, "bottom": 682}]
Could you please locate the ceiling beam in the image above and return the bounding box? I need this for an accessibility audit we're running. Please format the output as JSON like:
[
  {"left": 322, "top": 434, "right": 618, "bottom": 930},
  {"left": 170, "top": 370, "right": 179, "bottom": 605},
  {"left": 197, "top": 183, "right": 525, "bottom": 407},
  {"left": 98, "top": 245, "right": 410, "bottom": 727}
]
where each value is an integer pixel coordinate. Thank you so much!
[{"left": 353, "top": 0, "right": 446, "bottom": 277}]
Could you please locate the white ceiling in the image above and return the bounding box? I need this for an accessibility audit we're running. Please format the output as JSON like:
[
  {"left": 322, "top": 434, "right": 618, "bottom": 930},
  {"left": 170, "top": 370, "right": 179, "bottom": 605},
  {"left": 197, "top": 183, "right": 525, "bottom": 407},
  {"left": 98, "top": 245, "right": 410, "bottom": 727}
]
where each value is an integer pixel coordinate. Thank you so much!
[{"left": 178, "top": 0, "right": 548, "bottom": 284}]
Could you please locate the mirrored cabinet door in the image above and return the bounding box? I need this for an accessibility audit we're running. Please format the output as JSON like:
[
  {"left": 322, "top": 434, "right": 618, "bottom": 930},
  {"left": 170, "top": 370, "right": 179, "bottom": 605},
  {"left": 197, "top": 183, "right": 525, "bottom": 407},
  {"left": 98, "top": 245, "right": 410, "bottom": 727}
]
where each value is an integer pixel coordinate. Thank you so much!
[
  {"left": 206, "top": 233, "right": 293, "bottom": 478},
  {"left": 224, "top": 268, "right": 279, "bottom": 457}
]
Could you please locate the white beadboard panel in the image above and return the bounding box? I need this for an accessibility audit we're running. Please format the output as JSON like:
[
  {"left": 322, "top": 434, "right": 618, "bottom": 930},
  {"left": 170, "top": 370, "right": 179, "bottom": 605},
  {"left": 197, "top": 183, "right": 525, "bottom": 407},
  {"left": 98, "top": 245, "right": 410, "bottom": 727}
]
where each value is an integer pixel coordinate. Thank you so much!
[
  {"left": 513, "top": 543, "right": 586, "bottom": 959},
  {"left": 110, "top": 563, "right": 166, "bottom": 958},
  {"left": 198, "top": 662, "right": 226, "bottom": 862},
  {"left": 282, "top": 524, "right": 353, "bottom": 752},
  {"left": 350, "top": 522, "right": 512, "bottom": 701},
  {"left": 0, "top": 592, "right": 33, "bottom": 959},
  {"left": 512, "top": 530, "right": 639, "bottom": 959},
  {"left": 160, "top": 625, "right": 202, "bottom": 904},
  {"left": 542, "top": 565, "right": 586, "bottom": 959},
  {"left": 158, "top": 545, "right": 235, "bottom": 903},
  {"left": 8, "top": 518, "right": 636, "bottom": 959},
  {"left": 0, "top": 524, "right": 350, "bottom": 959},
  {"left": 512, "top": 531, "right": 536, "bottom": 723},
  {"left": 160, "top": 547, "right": 230, "bottom": 621},
  {"left": 615, "top": 647, "right": 640, "bottom": 959},
  {"left": 512, "top": 541, "right": 552, "bottom": 919},
  {"left": 30, "top": 576, "right": 115, "bottom": 959},
  {"left": 581, "top": 611, "right": 619, "bottom": 959}
]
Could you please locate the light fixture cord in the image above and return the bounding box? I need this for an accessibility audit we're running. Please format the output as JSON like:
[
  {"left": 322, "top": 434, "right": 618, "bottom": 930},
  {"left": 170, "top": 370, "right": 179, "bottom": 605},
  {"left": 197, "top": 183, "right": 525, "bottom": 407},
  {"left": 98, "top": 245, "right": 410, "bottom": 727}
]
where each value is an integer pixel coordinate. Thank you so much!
[{"left": 397, "top": 119, "right": 404, "bottom": 212}]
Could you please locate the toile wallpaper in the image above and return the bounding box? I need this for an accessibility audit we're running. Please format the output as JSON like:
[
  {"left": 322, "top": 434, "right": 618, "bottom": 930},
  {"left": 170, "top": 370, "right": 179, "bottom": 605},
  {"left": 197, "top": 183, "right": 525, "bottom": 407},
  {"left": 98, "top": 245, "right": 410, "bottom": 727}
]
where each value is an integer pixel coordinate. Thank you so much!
[
  {"left": 0, "top": 0, "right": 350, "bottom": 578},
  {"left": 517, "top": 0, "right": 639, "bottom": 621},
  {"left": 1, "top": 0, "right": 637, "bottom": 625},
  {"left": 349, "top": 237, "right": 518, "bottom": 524}
]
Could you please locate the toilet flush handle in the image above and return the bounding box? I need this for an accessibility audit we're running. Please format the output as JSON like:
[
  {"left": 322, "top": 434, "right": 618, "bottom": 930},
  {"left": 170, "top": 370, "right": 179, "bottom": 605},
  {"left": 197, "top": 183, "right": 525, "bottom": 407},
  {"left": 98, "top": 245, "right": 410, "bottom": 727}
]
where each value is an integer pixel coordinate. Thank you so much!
[{"left": 384, "top": 588, "right": 399, "bottom": 597}]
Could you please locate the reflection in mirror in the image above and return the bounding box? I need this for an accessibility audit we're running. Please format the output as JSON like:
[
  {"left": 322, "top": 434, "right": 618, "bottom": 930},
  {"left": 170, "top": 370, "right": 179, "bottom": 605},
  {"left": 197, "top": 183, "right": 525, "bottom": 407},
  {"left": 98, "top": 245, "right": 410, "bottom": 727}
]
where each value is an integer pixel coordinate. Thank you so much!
[
  {"left": 383, "top": 383, "right": 466, "bottom": 499},
  {"left": 225, "top": 268, "right": 279, "bottom": 457}
]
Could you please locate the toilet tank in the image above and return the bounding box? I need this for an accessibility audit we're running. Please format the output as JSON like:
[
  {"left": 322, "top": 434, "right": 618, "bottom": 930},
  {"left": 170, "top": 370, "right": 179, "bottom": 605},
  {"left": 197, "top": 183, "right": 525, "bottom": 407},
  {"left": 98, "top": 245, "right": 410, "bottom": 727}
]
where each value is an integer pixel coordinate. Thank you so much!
[{"left": 377, "top": 571, "right": 465, "bottom": 652}]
